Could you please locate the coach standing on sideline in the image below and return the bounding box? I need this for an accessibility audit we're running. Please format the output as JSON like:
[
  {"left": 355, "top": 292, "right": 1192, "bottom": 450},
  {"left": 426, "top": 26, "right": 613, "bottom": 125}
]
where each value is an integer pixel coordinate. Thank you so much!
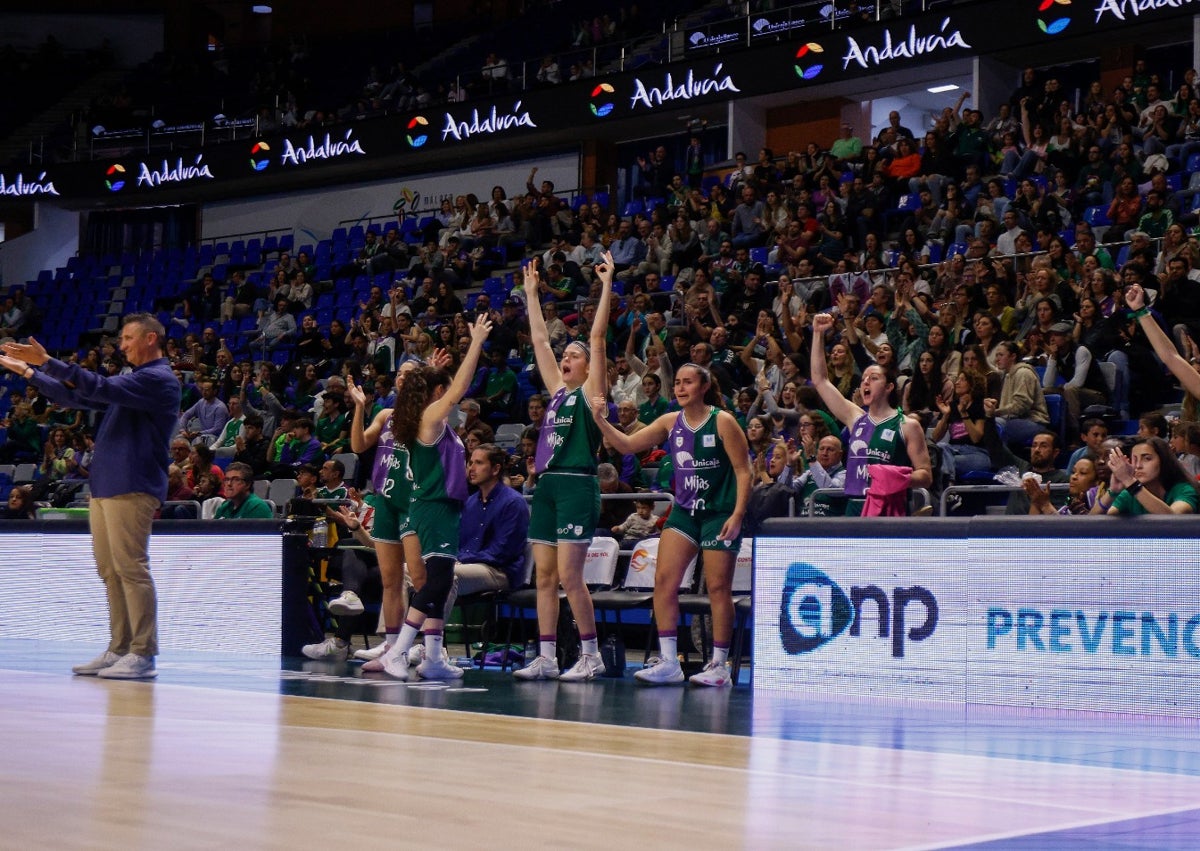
[{"left": 0, "top": 314, "right": 179, "bottom": 679}]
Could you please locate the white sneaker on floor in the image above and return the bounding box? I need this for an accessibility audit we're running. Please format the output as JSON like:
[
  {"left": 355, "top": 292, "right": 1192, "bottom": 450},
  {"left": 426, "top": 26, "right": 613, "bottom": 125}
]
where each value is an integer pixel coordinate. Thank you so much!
[
  {"left": 355, "top": 642, "right": 391, "bottom": 664},
  {"left": 302, "top": 637, "right": 349, "bottom": 661},
  {"left": 327, "top": 590, "right": 364, "bottom": 617},
  {"left": 689, "top": 660, "right": 733, "bottom": 687},
  {"left": 416, "top": 655, "right": 464, "bottom": 680},
  {"left": 634, "top": 657, "right": 685, "bottom": 685},
  {"left": 72, "top": 650, "right": 122, "bottom": 676},
  {"left": 96, "top": 653, "right": 157, "bottom": 680},
  {"left": 559, "top": 652, "right": 605, "bottom": 682},
  {"left": 381, "top": 652, "right": 410, "bottom": 681},
  {"left": 512, "top": 655, "right": 560, "bottom": 681}
]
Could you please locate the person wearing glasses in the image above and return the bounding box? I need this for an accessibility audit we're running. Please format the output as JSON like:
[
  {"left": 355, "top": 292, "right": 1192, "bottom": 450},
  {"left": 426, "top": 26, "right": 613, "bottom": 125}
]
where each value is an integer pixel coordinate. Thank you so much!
[{"left": 214, "top": 463, "right": 273, "bottom": 519}]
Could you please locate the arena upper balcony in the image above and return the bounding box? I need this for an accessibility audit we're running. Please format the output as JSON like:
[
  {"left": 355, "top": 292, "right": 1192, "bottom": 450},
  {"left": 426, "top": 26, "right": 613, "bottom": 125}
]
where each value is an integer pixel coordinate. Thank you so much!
[{"left": 1, "top": 0, "right": 1197, "bottom": 208}]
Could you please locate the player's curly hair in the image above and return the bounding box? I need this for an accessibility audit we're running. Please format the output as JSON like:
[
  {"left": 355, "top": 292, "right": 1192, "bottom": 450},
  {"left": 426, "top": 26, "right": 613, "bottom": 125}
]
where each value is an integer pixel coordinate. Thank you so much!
[{"left": 391, "top": 365, "right": 451, "bottom": 446}]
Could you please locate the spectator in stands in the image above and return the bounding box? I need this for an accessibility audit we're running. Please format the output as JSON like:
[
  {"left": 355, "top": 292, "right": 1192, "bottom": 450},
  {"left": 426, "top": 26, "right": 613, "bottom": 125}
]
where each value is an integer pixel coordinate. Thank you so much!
[
  {"left": 0, "top": 296, "right": 25, "bottom": 339},
  {"left": 985, "top": 341, "right": 1050, "bottom": 450},
  {"left": 1043, "top": 321, "right": 1111, "bottom": 436},
  {"left": 315, "top": 393, "right": 348, "bottom": 458},
  {"left": 177, "top": 380, "right": 229, "bottom": 445},
  {"left": 730, "top": 186, "right": 767, "bottom": 248},
  {"left": 273, "top": 417, "right": 323, "bottom": 477},
  {"left": 186, "top": 443, "right": 223, "bottom": 491},
  {"left": 0, "top": 402, "right": 41, "bottom": 462},
  {"left": 1138, "top": 412, "right": 1170, "bottom": 441},
  {"left": 1066, "top": 417, "right": 1109, "bottom": 473},
  {"left": 0, "top": 485, "right": 36, "bottom": 520},
  {"left": 316, "top": 458, "right": 348, "bottom": 499},
  {"left": 611, "top": 498, "right": 659, "bottom": 548},
  {"left": 294, "top": 464, "right": 319, "bottom": 499},
  {"left": 481, "top": 52, "right": 509, "bottom": 93},
  {"left": 183, "top": 273, "right": 223, "bottom": 326},
  {"left": 248, "top": 298, "right": 297, "bottom": 352},
  {"left": 1170, "top": 420, "right": 1200, "bottom": 479},
  {"left": 1097, "top": 437, "right": 1199, "bottom": 514},
  {"left": 40, "top": 426, "right": 74, "bottom": 481},
  {"left": 932, "top": 370, "right": 999, "bottom": 480},
  {"left": 455, "top": 398, "right": 494, "bottom": 445},
  {"left": 164, "top": 463, "right": 194, "bottom": 506},
  {"left": 214, "top": 462, "right": 273, "bottom": 519},
  {"left": 1005, "top": 430, "right": 1067, "bottom": 514},
  {"left": 1026, "top": 454, "right": 1101, "bottom": 515}
]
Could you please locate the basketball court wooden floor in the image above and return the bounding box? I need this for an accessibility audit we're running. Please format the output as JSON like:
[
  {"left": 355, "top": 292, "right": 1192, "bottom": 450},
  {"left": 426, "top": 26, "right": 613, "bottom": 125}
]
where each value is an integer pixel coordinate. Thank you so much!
[{"left": 1, "top": 640, "right": 1198, "bottom": 849}]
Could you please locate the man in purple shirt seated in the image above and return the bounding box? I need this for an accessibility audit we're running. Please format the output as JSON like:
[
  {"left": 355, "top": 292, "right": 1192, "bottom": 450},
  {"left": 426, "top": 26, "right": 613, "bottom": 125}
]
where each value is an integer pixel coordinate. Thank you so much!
[
  {"left": 0, "top": 314, "right": 180, "bottom": 680},
  {"left": 444, "top": 443, "right": 530, "bottom": 612}
]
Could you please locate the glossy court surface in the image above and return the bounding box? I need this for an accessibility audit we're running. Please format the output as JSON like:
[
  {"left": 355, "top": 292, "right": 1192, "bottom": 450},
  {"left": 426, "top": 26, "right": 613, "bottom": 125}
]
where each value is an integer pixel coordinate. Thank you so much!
[{"left": 1, "top": 639, "right": 1198, "bottom": 849}]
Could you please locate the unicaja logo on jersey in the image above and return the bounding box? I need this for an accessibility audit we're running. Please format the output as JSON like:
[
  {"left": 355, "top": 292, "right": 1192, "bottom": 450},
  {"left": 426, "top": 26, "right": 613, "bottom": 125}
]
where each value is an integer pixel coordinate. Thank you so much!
[
  {"left": 590, "top": 83, "right": 615, "bottom": 117},
  {"left": 406, "top": 116, "right": 429, "bottom": 147},
  {"left": 105, "top": 163, "right": 126, "bottom": 192},
  {"left": 793, "top": 42, "right": 825, "bottom": 80},
  {"left": 1036, "top": 0, "right": 1071, "bottom": 34},
  {"left": 249, "top": 141, "right": 271, "bottom": 171}
]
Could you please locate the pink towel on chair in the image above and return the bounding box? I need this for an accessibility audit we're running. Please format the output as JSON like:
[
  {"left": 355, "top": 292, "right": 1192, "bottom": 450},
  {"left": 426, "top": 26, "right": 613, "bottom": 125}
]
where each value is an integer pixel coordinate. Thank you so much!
[{"left": 862, "top": 464, "right": 912, "bottom": 517}]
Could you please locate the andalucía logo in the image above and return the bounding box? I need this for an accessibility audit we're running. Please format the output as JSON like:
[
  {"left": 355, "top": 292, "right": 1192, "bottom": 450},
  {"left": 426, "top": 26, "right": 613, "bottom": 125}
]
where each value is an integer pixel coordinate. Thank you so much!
[
  {"left": 407, "top": 116, "right": 429, "bottom": 148},
  {"left": 794, "top": 42, "right": 825, "bottom": 80},
  {"left": 1036, "top": 0, "right": 1071, "bottom": 34},
  {"left": 249, "top": 141, "right": 271, "bottom": 171},
  {"left": 105, "top": 163, "right": 126, "bottom": 192},
  {"left": 590, "top": 83, "right": 616, "bottom": 117}
]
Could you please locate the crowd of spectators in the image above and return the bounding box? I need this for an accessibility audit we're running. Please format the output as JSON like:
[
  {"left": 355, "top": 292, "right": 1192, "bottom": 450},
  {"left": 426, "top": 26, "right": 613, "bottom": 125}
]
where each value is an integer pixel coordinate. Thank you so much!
[{"left": 7, "top": 56, "right": 1200, "bottom": 521}]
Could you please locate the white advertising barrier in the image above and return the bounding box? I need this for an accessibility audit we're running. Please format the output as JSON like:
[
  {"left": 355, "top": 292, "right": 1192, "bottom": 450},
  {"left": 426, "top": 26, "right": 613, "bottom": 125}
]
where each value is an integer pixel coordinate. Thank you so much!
[
  {"left": 754, "top": 536, "right": 967, "bottom": 703},
  {"left": 968, "top": 537, "right": 1200, "bottom": 715},
  {"left": 754, "top": 530, "right": 1200, "bottom": 716},
  {"left": 0, "top": 531, "right": 283, "bottom": 653}
]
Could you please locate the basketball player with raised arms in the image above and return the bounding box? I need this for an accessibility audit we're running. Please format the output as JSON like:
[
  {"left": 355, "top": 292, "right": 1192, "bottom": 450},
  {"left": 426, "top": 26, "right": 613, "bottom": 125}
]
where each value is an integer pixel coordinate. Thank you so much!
[
  {"left": 514, "top": 251, "right": 615, "bottom": 681},
  {"left": 810, "top": 311, "right": 931, "bottom": 514}
]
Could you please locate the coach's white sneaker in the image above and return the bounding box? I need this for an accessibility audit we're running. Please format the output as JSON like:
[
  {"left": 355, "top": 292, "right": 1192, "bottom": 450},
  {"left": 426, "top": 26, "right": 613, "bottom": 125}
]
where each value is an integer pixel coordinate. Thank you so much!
[
  {"left": 72, "top": 650, "right": 122, "bottom": 676},
  {"left": 96, "top": 653, "right": 157, "bottom": 680}
]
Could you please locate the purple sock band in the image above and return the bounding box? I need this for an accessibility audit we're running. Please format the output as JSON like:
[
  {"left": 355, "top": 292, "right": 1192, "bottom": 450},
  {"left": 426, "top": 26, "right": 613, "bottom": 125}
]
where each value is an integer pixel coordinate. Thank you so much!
[
  {"left": 713, "top": 640, "right": 731, "bottom": 649},
  {"left": 539, "top": 634, "right": 557, "bottom": 642},
  {"left": 404, "top": 618, "right": 423, "bottom": 629},
  {"left": 424, "top": 628, "right": 443, "bottom": 637},
  {"left": 658, "top": 630, "right": 676, "bottom": 639},
  {"left": 385, "top": 628, "right": 400, "bottom": 636},
  {"left": 579, "top": 633, "right": 597, "bottom": 642}
]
